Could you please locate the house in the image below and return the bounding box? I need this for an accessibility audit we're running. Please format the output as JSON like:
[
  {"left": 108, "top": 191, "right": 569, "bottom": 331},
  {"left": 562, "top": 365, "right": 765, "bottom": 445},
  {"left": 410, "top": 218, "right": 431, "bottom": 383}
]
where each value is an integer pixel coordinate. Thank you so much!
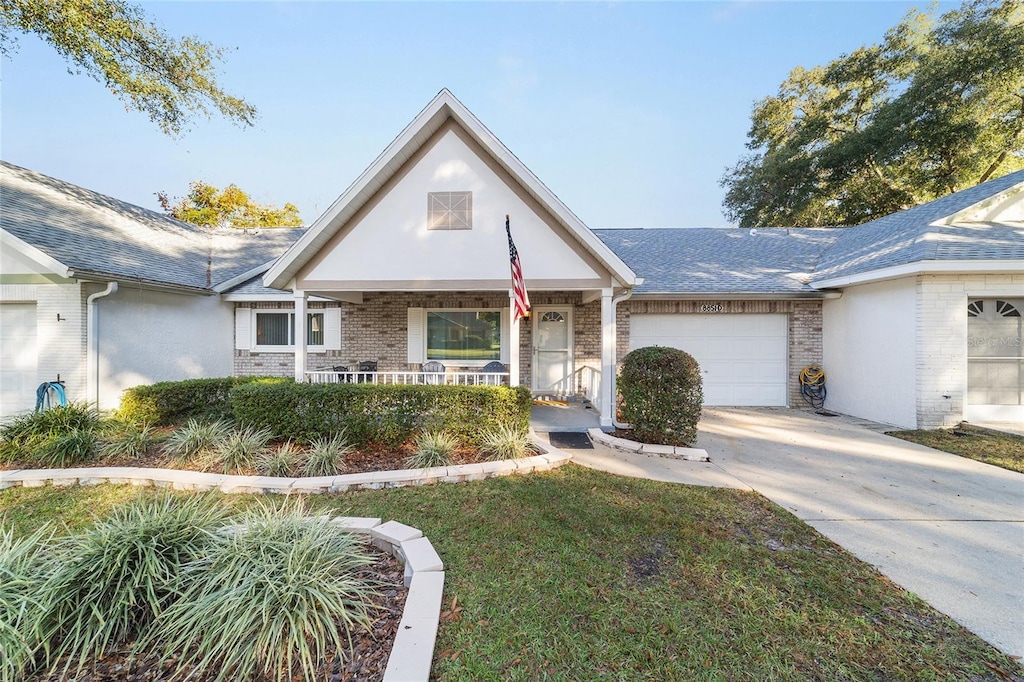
[
  {"left": 0, "top": 161, "right": 304, "bottom": 416},
  {"left": 2, "top": 89, "right": 1022, "bottom": 429}
]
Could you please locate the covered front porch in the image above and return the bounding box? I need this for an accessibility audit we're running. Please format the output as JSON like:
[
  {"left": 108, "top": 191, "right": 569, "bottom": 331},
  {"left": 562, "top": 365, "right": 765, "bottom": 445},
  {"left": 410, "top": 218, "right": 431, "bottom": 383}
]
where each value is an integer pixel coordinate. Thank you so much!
[
  {"left": 256, "top": 91, "right": 640, "bottom": 428},
  {"left": 289, "top": 289, "right": 628, "bottom": 426}
]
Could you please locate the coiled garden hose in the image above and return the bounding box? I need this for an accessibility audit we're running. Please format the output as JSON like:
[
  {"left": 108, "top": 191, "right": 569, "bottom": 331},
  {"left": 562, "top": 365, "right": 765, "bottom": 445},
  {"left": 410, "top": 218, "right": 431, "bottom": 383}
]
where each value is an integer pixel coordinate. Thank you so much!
[
  {"left": 798, "top": 365, "right": 827, "bottom": 409},
  {"left": 35, "top": 381, "right": 68, "bottom": 412}
]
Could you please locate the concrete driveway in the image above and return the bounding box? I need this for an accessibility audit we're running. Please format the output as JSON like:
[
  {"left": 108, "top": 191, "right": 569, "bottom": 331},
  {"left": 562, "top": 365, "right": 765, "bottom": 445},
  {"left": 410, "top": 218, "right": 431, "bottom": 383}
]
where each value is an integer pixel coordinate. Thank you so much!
[{"left": 695, "top": 408, "right": 1024, "bottom": 659}]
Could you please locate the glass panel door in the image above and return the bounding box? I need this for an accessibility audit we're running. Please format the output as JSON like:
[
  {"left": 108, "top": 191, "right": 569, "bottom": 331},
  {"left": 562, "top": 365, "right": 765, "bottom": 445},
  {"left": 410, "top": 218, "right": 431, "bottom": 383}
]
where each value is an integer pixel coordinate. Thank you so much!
[{"left": 533, "top": 307, "right": 573, "bottom": 392}]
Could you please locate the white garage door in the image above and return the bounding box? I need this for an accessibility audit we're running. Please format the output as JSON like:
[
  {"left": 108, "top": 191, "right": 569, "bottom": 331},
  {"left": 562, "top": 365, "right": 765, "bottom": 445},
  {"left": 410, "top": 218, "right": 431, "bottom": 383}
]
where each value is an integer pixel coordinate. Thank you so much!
[
  {"left": 630, "top": 314, "right": 788, "bottom": 406},
  {"left": 0, "top": 303, "right": 39, "bottom": 418}
]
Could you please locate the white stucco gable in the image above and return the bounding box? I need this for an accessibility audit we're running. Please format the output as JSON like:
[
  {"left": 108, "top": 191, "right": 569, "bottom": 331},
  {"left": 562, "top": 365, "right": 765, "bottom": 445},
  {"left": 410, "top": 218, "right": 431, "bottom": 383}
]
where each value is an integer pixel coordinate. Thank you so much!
[
  {"left": 265, "top": 89, "right": 637, "bottom": 294},
  {"left": 0, "top": 228, "right": 72, "bottom": 284},
  {"left": 300, "top": 123, "right": 610, "bottom": 291}
]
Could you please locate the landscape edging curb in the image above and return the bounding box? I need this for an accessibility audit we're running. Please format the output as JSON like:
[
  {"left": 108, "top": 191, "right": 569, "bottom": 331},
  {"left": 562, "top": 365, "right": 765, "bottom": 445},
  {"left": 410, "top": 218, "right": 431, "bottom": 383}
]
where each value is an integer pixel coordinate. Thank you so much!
[
  {"left": 0, "top": 450, "right": 573, "bottom": 494},
  {"left": 587, "top": 428, "right": 709, "bottom": 461}
]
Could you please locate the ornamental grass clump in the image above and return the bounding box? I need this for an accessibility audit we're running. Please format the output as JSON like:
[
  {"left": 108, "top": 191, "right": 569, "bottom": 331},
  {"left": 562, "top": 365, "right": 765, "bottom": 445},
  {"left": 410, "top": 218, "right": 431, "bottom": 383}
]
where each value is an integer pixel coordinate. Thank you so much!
[
  {"left": 479, "top": 425, "right": 535, "bottom": 461},
  {"left": 100, "top": 420, "right": 159, "bottom": 459},
  {"left": 38, "top": 494, "right": 230, "bottom": 676},
  {"left": 162, "top": 418, "right": 231, "bottom": 462},
  {"left": 303, "top": 433, "right": 354, "bottom": 477},
  {"left": 259, "top": 440, "right": 301, "bottom": 477},
  {"left": 618, "top": 346, "right": 704, "bottom": 446},
  {"left": 37, "top": 428, "right": 99, "bottom": 467},
  {"left": 406, "top": 431, "right": 459, "bottom": 469},
  {"left": 0, "top": 526, "right": 52, "bottom": 682},
  {"left": 152, "top": 503, "right": 379, "bottom": 682},
  {"left": 0, "top": 403, "right": 101, "bottom": 465},
  {"left": 214, "top": 425, "right": 274, "bottom": 474}
]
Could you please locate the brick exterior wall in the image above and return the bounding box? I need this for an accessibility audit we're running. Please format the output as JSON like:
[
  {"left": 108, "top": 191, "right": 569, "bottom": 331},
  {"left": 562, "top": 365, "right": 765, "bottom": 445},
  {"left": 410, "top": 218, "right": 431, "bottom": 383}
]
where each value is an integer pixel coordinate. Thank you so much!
[
  {"left": 1, "top": 283, "right": 88, "bottom": 406},
  {"left": 38, "top": 284, "right": 87, "bottom": 402},
  {"left": 624, "top": 299, "right": 824, "bottom": 408},
  {"left": 233, "top": 301, "right": 344, "bottom": 376},
  {"left": 234, "top": 292, "right": 607, "bottom": 395},
  {"left": 916, "top": 273, "right": 1024, "bottom": 429},
  {"left": 233, "top": 294, "right": 826, "bottom": 409}
]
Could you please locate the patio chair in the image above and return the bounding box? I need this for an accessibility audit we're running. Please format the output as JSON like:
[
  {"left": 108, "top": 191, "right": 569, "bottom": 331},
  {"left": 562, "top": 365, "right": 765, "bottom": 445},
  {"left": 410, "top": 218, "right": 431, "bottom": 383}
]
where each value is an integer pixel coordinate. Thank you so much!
[
  {"left": 356, "top": 360, "right": 378, "bottom": 383},
  {"left": 421, "top": 361, "right": 445, "bottom": 385},
  {"left": 331, "top": 365, "right": 351, "bottom": 383},
  {"left": 480, "top": 360, "right": 507, "bottom": 385}
]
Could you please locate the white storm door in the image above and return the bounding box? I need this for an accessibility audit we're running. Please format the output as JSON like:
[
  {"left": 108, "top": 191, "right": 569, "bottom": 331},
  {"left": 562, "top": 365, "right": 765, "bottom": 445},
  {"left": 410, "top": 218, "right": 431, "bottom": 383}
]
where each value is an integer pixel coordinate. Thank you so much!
[
  {"left": 0, "top": 303, "right": 39, "bottom": 418},
  {"left": 533, "top": 307, "right": 573, "bottom": 392}
]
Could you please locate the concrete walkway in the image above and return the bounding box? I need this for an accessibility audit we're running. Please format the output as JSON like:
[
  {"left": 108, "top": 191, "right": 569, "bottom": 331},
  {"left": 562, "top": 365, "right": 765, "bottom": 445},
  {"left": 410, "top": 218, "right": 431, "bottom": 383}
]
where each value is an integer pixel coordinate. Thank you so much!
[{"left": 541, "top": 407, "right": 1024, "bottom": 659}]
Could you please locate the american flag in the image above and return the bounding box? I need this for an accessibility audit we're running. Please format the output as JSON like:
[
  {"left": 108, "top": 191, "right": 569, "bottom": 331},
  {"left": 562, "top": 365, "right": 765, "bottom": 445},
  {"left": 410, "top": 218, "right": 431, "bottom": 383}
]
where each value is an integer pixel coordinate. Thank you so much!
[{"left": 506, "top": 215, "right": 531, "bottom": 322}]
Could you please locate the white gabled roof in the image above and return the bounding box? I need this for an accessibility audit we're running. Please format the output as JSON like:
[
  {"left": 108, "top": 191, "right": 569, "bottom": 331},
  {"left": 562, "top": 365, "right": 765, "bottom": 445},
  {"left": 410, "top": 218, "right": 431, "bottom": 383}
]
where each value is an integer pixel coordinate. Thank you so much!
[{"left": 264, "top": 89, "right": 637, "bottom": 290}]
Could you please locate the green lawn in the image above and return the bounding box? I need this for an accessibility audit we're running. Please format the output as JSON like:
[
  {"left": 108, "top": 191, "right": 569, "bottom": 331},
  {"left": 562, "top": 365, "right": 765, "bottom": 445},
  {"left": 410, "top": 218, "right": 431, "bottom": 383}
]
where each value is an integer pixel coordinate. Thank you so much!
[
  {"left": 889, "top": 427, "right": 1024, "bottom": 474},
  {"left": 2, "top": 466, "right": 1019, "bottom": 681}
]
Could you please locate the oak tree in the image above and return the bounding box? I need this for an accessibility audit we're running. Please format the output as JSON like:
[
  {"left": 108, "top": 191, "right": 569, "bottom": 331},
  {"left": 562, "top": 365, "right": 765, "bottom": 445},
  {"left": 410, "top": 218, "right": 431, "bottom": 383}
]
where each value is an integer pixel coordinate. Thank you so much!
[
  {"left": 721, "top": 0, "right": 1024, "bottom": 227},
  {"left": 0, "top": 0, "right": 256, "bottom": 136},
  {"left": 157, "top": 181, "right": 302, "bottom": 229}
]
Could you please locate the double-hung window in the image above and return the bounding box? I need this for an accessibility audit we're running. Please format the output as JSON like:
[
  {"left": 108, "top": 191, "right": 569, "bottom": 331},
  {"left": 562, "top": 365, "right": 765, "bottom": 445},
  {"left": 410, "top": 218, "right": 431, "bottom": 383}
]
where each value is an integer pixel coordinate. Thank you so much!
[
  {"left": 235, "top": 308, "right": 340, "bottom": 353},
  {"left": 253, "top": 312, "right": 325, "bottom": 350}
]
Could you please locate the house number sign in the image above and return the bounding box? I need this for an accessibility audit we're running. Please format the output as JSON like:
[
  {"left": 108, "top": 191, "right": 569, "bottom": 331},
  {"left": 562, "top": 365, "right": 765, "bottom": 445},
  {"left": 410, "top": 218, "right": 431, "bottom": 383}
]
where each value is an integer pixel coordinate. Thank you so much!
[{"left": 699, "top": 303, "right": 725, "bottom": 313}]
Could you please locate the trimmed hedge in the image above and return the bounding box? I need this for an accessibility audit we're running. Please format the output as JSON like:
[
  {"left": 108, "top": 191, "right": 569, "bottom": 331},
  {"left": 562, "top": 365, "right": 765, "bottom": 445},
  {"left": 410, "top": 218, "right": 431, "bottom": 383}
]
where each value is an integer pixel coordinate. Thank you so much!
[
  {"left": 118, "top": 377, "right": 288, "bottom": 426},
  {"left": 618, "top": 346, "right": 703, "bottom": 446},
  {"left": 230, "top": 382, "right": 532, "bottom": 447}
]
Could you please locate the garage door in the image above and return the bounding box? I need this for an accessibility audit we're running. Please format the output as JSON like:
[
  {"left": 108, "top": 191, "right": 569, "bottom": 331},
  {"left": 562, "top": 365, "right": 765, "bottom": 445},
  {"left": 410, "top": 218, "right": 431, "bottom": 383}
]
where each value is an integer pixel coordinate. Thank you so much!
[
  {"left": 0, "top": 303, "right": 39, "bottom": 418},
  {"left": 630, "top": 314, "right": 788, "bottom": 406}
]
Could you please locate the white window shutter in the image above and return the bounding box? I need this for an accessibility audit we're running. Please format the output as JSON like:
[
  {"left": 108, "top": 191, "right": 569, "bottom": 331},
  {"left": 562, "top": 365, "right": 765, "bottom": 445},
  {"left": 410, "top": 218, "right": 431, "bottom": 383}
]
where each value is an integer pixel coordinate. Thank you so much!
[
  {"left": 407, "top": 307, "right": 425, "bottom": 363},
  {"left": 324, "top": 308, "right": 341, "bottom": 350},
  {"left": 500, "top": 307, "right": 511, "bottom": 363},
  {"left": 235, "top": 308, "right": 252, "bottom": 350}
]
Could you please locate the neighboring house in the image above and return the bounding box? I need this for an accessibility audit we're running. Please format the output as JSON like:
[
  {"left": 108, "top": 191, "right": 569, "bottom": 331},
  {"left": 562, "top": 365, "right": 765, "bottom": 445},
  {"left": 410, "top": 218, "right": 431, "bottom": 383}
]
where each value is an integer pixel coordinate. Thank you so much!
[
  {"left": 0, "top": 160, "right": 305, "bottom": 416},
  {"left": 2, "top": 89, "right": 1022, "bottom": 429}
]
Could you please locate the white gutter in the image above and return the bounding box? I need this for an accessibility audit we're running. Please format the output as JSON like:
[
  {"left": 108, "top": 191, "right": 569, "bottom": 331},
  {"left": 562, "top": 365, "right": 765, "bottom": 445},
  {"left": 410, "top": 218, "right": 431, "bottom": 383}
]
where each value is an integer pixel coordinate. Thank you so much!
[
  {"left": 86, "top": 282, "right": 118, "bottom": 409},
  {"left": 811, "top": 259, "right": 1024, "bottom": 289},
  {"left": 610, "top": 288, "right": 635, "bottom": 431}
]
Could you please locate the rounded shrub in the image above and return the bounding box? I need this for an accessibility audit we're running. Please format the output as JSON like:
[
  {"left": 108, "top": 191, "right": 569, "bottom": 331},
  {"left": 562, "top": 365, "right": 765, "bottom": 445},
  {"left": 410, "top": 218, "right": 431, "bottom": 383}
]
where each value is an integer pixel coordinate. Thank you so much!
[{"left": 618, "top": 346, "right": 703, "bottom": 447}]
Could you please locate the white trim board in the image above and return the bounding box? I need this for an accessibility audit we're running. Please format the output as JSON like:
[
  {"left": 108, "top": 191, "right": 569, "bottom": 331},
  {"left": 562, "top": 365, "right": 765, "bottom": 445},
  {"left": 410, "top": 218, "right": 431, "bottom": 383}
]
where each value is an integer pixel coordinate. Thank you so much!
[
  {"left": 812, "top": 260, "right": 1024, "bottom": 289},
  {"left": 264, "top": 89, "right": 637, "bottom": 291}
]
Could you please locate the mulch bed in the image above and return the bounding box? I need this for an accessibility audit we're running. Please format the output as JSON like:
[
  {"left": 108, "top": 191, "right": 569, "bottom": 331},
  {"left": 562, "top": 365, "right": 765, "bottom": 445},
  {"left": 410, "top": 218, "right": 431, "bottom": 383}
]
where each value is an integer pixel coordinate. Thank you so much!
[
  {"left": 0, "top": 435, "right": 484, "bottom": 476},
  {"left": 30, "top": 548, "right": 409, "bottom": 682}
]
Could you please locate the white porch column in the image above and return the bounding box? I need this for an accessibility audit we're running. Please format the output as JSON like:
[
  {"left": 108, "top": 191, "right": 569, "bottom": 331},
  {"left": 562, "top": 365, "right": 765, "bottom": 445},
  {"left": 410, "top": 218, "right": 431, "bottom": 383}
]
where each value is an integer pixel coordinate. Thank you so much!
[
  {"left": 600, "top": 287, "right": 615, "bottom": 428},
  {"left": 293, "top": 289, "right": 307, "bottom": 382},
  {"left": 508, "top": 288, "right": 520, "bottom": 387}
]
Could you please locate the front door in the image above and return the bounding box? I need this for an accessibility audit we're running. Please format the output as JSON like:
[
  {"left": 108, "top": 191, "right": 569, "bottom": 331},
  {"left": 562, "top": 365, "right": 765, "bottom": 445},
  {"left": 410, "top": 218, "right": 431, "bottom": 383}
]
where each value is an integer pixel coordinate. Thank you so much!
[
  {"left": 966, "top": 298, "right": 1024, "bottom": 421},
  {"left": 533, "top": 306, "right": 573, "bottom": 393}
]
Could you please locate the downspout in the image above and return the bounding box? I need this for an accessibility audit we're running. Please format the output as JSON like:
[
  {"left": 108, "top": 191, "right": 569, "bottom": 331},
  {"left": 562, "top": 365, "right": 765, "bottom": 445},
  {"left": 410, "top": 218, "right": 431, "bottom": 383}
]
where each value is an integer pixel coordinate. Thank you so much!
[
  {"left": 610, "top": 287, "right": 634, "bottom": 430},
  {"left": 87, "top": 282, "right": 118, "bottom": 409}
]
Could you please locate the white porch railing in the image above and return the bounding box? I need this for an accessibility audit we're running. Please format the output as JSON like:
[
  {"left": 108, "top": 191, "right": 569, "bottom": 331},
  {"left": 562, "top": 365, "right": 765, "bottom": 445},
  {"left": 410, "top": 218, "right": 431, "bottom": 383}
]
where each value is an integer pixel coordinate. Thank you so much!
[
  {"left": 305, "top": 371, "right": 509, "bottom": 386},
  {"left": 543, "top": 364, "right": 602, "bottom": 410}
]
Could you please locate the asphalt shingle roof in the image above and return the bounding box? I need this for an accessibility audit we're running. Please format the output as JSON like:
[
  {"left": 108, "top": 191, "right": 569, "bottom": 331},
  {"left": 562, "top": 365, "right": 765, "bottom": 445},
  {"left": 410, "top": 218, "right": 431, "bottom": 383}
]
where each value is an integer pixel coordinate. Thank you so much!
[
  {"left": 811, "top": 170, "right": 1024, "bottom": 283},
  {"left": 596, "top": 227, "right": 841, "bottom": 294},
  {"left": 210, "top": 228, "right": 305, "bottom": 287},
  {"left": 223, "top": 273, "right": 289, "bottom": 296},
  {"left": 4, "top": 160, "right": 1020, "bottom": 298},
  {"left": 1, "top": 161, "right": 302, "bottom": 291}
]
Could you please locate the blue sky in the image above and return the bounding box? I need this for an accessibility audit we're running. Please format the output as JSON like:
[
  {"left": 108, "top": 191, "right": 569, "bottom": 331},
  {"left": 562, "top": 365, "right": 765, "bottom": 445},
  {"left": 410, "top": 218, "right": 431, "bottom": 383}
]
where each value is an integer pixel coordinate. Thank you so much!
[{"left": 1, "top": 1, "right": 953, "bottom": 228}]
